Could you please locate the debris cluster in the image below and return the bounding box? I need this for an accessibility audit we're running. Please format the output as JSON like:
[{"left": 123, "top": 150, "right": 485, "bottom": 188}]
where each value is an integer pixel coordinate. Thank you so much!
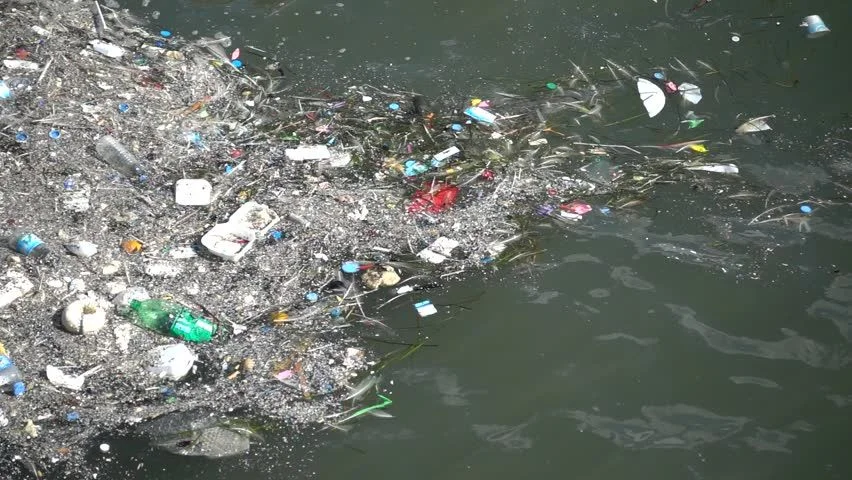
[{"left": 0, "top": 0, "right": 845, "bottom": 477}]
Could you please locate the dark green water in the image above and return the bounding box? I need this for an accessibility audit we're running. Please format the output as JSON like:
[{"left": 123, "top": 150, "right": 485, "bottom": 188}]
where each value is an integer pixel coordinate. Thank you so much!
[{"left": 98, "top": 0, "right": 851, "bottom": 478}]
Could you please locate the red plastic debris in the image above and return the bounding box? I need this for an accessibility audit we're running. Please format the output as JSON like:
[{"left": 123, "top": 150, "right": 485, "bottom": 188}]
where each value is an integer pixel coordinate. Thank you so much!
[
  {"left": 480, "top": 169, "right": 495, "bottom": 181},
  {"left": 15, "top": 47, "right": 29, "bottom": 60},
  {"left": 407, "top": 181, "right": 460, "bottom": 214},
  {"left": 663, "top": 80, "right": 678, "bottom": 94},
  {"left": 229, "top": 148, "right": 243, "bottom": 159},
  {"left": 560, "top": 200, "right": 592, "bottom": 215}
]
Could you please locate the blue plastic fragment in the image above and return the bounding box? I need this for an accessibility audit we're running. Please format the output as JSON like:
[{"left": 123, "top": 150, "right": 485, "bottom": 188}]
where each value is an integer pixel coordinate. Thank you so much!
[
  {"left": 15, "top": 132, "right": 28, "bottom": 143},
  {"left": 305, "top": 292, "right": 319, "bottom": 303},
  {"left": 341, "top": 261, "right": 360, "bottom": 273},
  {"left": 270, "top": 230, "right": 284, "bottom": 241},
  {"left": 388, "top": 102, "right": 400, "bottom": 111},
  {"left": 154, "top": 40, "right": 165, "bottom": 48},
  {"left": 800, "top": 205, "right": 812, "bottom": 214},
  {"left": 49, "top": 128, "right": 61, "bottom": 139},
  {"left": 231, "top": 59, "right": 243, "bottom": 68},
  {"left": 403, "top": 159, "right": 428, "bottom": 177},
  {"left": 11, "top": 381, "right": 25, "bottom": 397},
  {"left": 329, "top": 307, "right": 343, "bottom": 318},
  {"left": 160, "top": 30, "right": 172, "bottom": 38},
  {"left": 451, "top": 123, "right": 463, "bottom": 132},
  {"left": 66, "top": 411, "right": 80, "bottom": 422},
  {"left": 653, "top": 72, "right": 665, "bottom": 80},
  {"left": 118, "top": 103, "right": 130, "bottom": 113},
  {"left": 224, "top": 164, "right": 234, "bottom": 173}
]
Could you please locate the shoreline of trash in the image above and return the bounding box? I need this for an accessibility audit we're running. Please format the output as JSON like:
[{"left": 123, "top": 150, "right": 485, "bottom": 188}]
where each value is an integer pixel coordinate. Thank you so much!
[{"left": 1, "top": 0, "right": 845, "bottom": 478}]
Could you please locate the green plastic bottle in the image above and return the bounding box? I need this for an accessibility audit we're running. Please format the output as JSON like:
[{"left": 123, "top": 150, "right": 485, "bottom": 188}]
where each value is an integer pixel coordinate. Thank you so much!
[{"left": 127, "top": 299, "right": 217, "bottom": 343}]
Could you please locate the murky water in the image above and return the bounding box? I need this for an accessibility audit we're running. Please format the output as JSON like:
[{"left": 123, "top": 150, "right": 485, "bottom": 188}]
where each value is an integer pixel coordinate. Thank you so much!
[{"left": 96, "top": 0, "right": 852, "bottom": 478}]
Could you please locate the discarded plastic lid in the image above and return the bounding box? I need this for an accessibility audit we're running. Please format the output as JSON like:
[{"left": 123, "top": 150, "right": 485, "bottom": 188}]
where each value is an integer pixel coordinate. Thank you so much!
[
  {"left": 802, "top": 15, "right": 830, "bottom": 38},
  {"left": 66, "top": 411, "right": 80, "bottom": 422},
  {"left": 305, "top": 292, "right": 319, "bottom": 303},
  {"left": 118, "top": 103, "right": 130, "bottom": 113},
  {"left": 800, "top": 204, "right": 813, "bottom": 214},
  {"left": 15, "top": 132, "right": 28, "bottom": 143},
  {"left": 388, "top": 102, "right": 400, "bottom": 111},
  {"left": 160, "top": 30, "right": 172, "bottom": 38},
  {"left": 341, "top": 261, "right": 360, "bottom": 273},
  {"left": 49, "top": 128, "right": 61, "bottom": 139},
  {"left": 451, "top": 123, "right": 463, "bottom": 132},
  {"left": 546, "top": 82, "right": 558, "bottom": 90},
  {"left": 232, "top": 59, "right": 243, "bottom": 68},
  {"left": 414, "top": 300, "right": 437, "bottom": 317},
  {"left": 11, "top": 381, "right": 25, "bottom": 397},
  {"left": 653, "top": 72, "right": 664, "bottom": 80}
]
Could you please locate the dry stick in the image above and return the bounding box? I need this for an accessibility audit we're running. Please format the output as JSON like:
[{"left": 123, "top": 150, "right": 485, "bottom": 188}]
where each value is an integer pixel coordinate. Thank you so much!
[
  {"left": 748, "top": 204, "right": 794, "bottom": 225},
  {"left": 36, "top": 57, "right": 53, "bottom": 85},
  {"left": 574, "top": 141, "right": 641, "bottom": 154}
]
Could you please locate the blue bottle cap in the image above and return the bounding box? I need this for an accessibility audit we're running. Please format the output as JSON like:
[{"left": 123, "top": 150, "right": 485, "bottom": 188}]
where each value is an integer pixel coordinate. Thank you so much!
[
  {"left": 12, "top": 381, "right": 25, "bottom": 397},
  {"left": 800, "top": 205, "right": 812, "bottom": 214},
  {"left": 231, "top": 59, "right": 243, "bottom": 68},
  {"left": 653, "top": 72, "right": 665, "bottom": 80},
  {"left": 49, "top": 128, "right": 61, "bottom": 139},
  {"left": 118, "top": 103, "right": 130, "bottom": 113},
  {"left": 305, "top": 292, "right": 319, "bottom": 303},
  {"left": 160, "top": 30, "right": 172, "bottom": 38},
  {"left": 15, "top": 132, "right": 28, "bottom": 143},
  {"left": 451, "top": 123, "right": 463, "bottom": 132},
  {"left": 329, "top": 307, "right": 343, "bottom": 318},
  {"left": 341, "top": 261, "right": 360, "bottom": 273},
  {"left": 388, "top": 102, "right": 400, "bottom": 111},
  {"left": 0, "top": 355, "right": 12, "bottom": 370},
  {"left": 66, "top": 411, "right": 80, "bottom": 422}
]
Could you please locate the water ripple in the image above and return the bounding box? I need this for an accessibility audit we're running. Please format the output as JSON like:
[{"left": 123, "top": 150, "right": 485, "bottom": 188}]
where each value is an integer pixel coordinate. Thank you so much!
[{"left": 667, "top": 303, "right": 851, "bottom": 369}]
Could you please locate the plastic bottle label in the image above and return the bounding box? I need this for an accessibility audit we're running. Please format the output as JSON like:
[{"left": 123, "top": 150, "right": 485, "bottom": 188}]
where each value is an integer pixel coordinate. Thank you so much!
[{"left": 16, "top": 234, "right": 43, "bottom": 255}]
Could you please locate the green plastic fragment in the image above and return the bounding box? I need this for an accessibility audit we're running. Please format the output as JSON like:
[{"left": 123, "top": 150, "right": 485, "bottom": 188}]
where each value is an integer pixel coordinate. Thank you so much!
[
  {"left": 685, "top": 118, "right": 704, "bottom": 129},
  {"left": 545, "top": 82, "right": 558, "bottom": 90}
]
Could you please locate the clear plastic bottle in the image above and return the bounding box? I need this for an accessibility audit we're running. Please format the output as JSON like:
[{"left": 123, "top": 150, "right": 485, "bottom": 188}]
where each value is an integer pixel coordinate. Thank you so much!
[
  {"left": 7, "top": 232, "right": 50, "bottom": 259},
  {"left": 0, "top": 355, "right": 26, "bottom": 397},
  {"left": 95, "top": 135, "right": 148, "bottom": 182}
]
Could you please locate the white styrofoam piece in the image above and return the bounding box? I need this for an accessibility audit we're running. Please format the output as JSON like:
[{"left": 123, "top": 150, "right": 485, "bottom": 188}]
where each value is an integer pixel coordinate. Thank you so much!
[
  {"left": 417, "top": 236, "right": 459, "bottom": 264},
  {"left": 432, "top": 146, "right": 460, "bottom": 163},
  {"left": 227, "top": 201, "right": 280, "bottom": 235},
  {"left": 0, "top": 271, "right": 34, "bottom": 309},
  {"left": 201, "top": 202, "right": 279, "bottom": 262},
  {"left": 285, "top": 145, "right": 331, "bottom": 161},
  {"left": 175, "top": 179, "right": 212, "bottom": 206},
  {"left": 201, "top": 223, "right": 257, "bottom": 262},
  {"left": 417, "top": 249, "right": 447, "bottom": 264},
  {"left": 146, "top": 344, "right": 196, "bottom": 381}
]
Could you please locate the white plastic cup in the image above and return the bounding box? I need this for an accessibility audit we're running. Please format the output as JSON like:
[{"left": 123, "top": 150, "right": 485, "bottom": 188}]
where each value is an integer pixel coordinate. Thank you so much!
[{"left": 802, "top": 15, "right": 830, "bottom": 39}]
